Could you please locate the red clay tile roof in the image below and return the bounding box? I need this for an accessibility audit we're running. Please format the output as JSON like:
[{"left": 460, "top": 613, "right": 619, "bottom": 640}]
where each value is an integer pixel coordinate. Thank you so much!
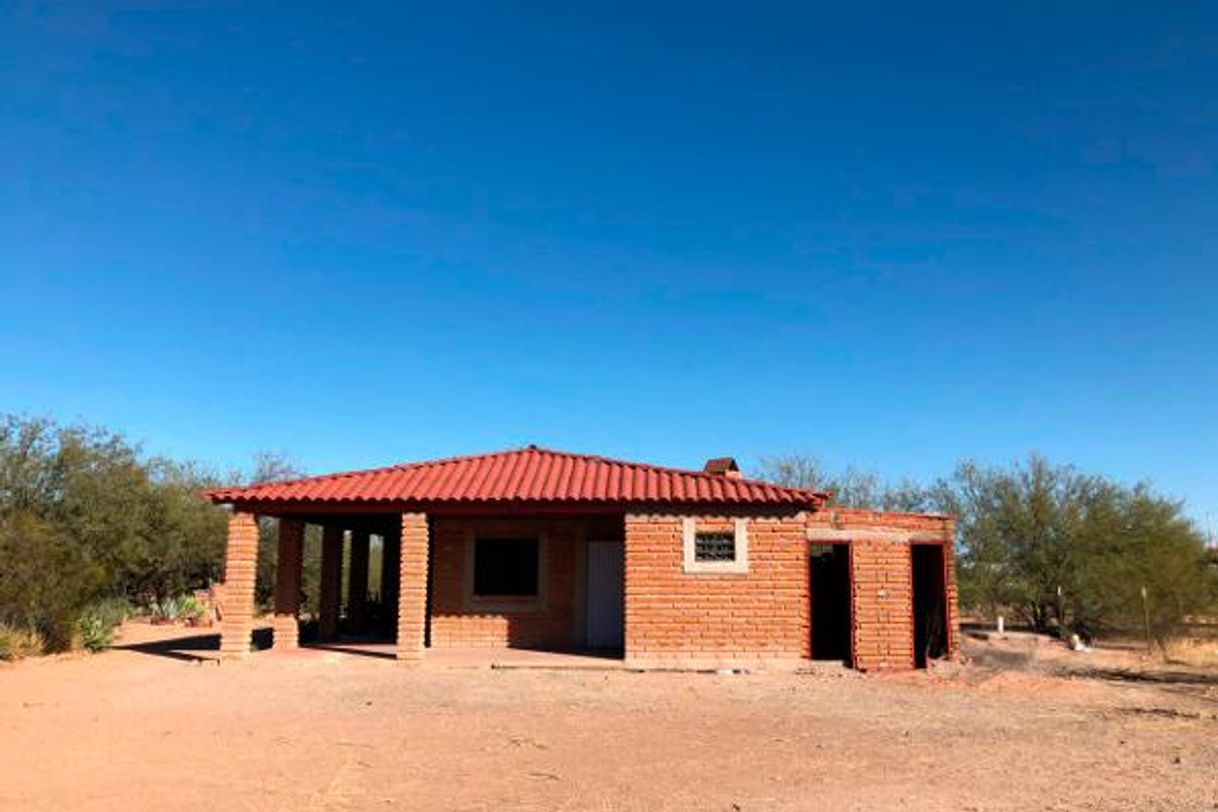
[{"left": 205, "top": 446, "right": 825, "bottom": 507}]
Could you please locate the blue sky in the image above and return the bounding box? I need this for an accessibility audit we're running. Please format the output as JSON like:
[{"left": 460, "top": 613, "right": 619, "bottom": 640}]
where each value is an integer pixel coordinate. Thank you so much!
[{"left": 1, "top": 3, "right": 1216, "bottom": 526}]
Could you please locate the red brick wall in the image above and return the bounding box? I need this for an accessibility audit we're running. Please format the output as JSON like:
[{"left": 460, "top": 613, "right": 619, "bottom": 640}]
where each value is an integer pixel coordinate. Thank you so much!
[
  {"left": 411, "top": 507, "right": 957, "bottom": 672},
  {"left": 427, "top": 517, "right": 604, "bottom": 649},
  {"left": 849, "top": 539, "right": 915, "bottom": 670},
  {"left": 806, "top": 509, "right": 958, "bottom": 671},
  {"left": 623, "top": 512, "right": 808, "bottom": 666},
  {"left": 810, "top": 509, "right": 954, "bottom": 534}
]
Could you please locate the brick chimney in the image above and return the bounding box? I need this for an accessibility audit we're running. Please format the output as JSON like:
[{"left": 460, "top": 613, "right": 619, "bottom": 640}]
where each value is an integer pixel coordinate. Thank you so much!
[{"left": 703, "top": 457, "right": 742, "bottom": 479}]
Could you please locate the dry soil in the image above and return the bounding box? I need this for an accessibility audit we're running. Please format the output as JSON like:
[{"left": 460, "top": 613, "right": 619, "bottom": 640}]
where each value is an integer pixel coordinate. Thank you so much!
[{"left": 1, "top": 623, "right": 1216, "bottom": 811}]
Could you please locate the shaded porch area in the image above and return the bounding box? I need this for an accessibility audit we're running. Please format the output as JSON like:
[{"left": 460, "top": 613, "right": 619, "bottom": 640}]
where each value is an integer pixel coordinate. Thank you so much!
[{"left": 217, "top": 507, "right": 627, "bottom": 663}]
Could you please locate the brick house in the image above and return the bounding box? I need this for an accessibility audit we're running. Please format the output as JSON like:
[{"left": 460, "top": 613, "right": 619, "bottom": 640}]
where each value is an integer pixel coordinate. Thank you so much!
[{"left": 205, "top": 446, "right": 957, "bottom": 671}]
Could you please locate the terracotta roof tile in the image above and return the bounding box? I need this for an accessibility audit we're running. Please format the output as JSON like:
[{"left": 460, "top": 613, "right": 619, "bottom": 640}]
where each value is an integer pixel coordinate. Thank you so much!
[{"left": 204, "top": 446, "right": 824, "bottom": 508}]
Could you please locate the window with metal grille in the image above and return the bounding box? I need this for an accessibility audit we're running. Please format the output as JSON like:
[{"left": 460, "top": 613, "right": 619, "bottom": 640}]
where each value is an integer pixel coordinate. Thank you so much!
[
  {"left": 473, "top": 538, "right": 539, "bottom": 596},
  {"left": 694, "top": 531, "right": 736, "bottom": 562}
]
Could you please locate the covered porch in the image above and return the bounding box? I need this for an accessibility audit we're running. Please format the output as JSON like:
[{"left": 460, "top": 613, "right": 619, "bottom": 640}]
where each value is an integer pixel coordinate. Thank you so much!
[{"left": 214, "top": 508, "right": 628, "bottom": 663}]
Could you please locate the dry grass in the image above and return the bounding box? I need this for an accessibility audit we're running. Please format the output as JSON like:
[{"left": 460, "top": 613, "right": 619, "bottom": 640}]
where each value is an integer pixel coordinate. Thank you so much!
[
  {"left": 1159, "top": 634, "right": 1218, "bottom": 668},
  {"left": 0, "top": 623, "right": 44, "bottom": 660}
]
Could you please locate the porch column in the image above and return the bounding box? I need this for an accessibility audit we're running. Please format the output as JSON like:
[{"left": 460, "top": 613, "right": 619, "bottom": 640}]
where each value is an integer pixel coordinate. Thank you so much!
[
  {"left": 318, "top": 525, "right": 344, "bottom": 640},
  {"left": 395, "top": 512, "right": 429, "bottom": 662},
  {"left": 219, "top": 510, "right": 259, "bottom": 658},
  {"left": 347, "top": 529, "right": 370, "bottom": 629},
  {"left": 272, "top": 519, "right": 304, "bottom": 650}
]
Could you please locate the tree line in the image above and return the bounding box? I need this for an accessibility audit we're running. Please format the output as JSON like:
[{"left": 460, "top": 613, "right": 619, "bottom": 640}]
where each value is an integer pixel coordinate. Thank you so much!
[
  {"left": 758, "top": 453, "right": 1218, "bottom": 648},
  {"left": 1, "top": 413, "right": 1213, "bottom": 656},
  {"left": 0, "top": 415, "right": 320, "bottom": 654}
]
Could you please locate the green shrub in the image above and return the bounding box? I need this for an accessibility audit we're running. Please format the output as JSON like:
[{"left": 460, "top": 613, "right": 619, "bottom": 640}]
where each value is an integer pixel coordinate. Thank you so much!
[
  {"left": 0, "top": 510, "right": 95, "bottom": 653},
  {"left": 177, "top": 594, "right": 207, "bottom": 623},
  {"left": 91, "top": 597, "right": 131, "bottom": 628},
  {"left": 76, "top": 598, "right": 131, "bottom": 653},
  {"left": 77, "top": 615, "right": 114, "bottom": 652},
  {"left": 151, "top": 593, "right": 208, "bottom": 624}
]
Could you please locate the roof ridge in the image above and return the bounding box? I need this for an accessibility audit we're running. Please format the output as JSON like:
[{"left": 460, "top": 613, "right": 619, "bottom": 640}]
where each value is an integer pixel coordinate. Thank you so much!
[{"left": 519, "top": 446, "right": 821, "bottom": 496}]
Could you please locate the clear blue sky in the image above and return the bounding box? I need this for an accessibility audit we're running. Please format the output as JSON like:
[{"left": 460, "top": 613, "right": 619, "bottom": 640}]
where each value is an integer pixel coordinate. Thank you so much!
[{"left": 2, "top": 3, "right": 1216, "bottom": 526}]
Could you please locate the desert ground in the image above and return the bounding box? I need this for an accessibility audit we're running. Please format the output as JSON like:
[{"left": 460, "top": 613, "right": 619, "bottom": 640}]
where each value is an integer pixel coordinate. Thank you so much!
[{"left": 1, "top": 623, "right": 1216, "bottom": 812}]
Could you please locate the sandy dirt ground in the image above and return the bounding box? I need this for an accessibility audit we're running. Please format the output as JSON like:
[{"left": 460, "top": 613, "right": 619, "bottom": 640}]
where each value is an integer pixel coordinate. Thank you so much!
[{"left": 1, "top": 622, "right": 1217, "bottom": 812}]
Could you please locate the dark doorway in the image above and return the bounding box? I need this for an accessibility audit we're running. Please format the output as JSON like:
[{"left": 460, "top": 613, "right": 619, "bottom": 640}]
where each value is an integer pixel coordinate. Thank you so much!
[
  {"left": 809, "top": 543, "right": 852, "bottom": 664},
  {"left": 911, "top": 543, "right": 948, "bottom": 668}
]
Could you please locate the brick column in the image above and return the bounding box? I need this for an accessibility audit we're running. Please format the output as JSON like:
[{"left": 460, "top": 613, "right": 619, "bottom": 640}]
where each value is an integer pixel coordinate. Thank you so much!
[
  {"left": 347, "top": 529, "right": 370, "bottom": 629},
  {"left": 272, "top": 519, "right": 304, "bottom": 650},
  {"left": 219, "top": 510, "right": 259, "bottom": 658},
  {"left": 395, "top": 512, "right": 429, "bottom": 662},
  {"left": 318, "top": 525, "right": 344, "bottom": 640}
]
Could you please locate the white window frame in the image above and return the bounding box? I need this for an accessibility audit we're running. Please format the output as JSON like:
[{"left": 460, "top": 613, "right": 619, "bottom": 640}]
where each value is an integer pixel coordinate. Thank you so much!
[{"left": 682, "top": 517, "right": 749, "bottom": 574}]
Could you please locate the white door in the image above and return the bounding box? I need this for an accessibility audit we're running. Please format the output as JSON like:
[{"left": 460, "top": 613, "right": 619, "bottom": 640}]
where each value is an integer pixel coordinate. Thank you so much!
[{"left": 585, "top": 541, "right": 624, "bottom": 650}]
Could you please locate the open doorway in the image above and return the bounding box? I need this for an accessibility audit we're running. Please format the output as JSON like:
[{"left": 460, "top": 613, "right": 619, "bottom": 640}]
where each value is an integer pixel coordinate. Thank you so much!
[
  {"left": 911, "top": 543, "right": 948, "bottom": 668},
  {"left": 809, "top": 543, "right": 852, "bottom": 665}
]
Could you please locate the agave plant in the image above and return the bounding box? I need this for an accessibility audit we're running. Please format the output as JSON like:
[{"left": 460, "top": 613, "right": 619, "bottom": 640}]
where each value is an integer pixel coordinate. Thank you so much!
[
  {"left": 154, "top": 595, "right": 184, "bottom": 622},
  {"left": 178, "top": 595, "right": 208, "bottom": 623}
]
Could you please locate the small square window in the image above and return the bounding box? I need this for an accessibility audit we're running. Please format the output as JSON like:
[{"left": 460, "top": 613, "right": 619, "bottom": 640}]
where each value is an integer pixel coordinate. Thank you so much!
[
  {"left": 694, "top": 531, "right": 736, "bottom": 562},
  {"left": 683, "top": 518, "right": 749, "bottom": 573},
  {"left": 473, "top": 538, "right": 539, "bottom": 597}
]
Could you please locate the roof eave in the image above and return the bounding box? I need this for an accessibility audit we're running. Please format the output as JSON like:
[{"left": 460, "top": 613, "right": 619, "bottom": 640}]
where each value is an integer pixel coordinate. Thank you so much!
[{"left": 203, "top": 494, "right": 824, "bottom": 513}]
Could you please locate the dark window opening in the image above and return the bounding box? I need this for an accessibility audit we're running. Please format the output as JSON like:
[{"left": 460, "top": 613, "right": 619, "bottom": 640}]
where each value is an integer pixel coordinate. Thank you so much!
[
  {"left": 694, "top": 531, "right": 736, "bottom": 562},
  {"left": 474, "top": 538, "right": 539, "bottom": 597}
]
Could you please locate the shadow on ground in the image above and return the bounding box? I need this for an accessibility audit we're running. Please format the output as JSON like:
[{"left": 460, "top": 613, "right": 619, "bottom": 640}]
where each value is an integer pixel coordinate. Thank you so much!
[
  {"left": 113, "top": 628, "right": 272, "bottom": 663},
  {"left": 1055, "top": 665, "right": 1218, "bottom": 706},
  {"left": 1058, "top": 666, "right": 1218, "bottom": 688},
  {"left": 304, "top": 642, "right": 396, "bottom": 661},
  {"left": 115, "top": 630, "right": 399, "bottom": 663}
]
